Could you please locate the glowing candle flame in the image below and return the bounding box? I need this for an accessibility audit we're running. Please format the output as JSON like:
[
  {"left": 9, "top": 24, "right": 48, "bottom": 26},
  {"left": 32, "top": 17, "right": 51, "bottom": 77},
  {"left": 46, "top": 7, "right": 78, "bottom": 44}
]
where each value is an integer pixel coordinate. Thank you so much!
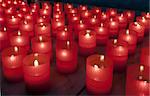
[
  {"left": 10, "top": 55, "right": 15, "bottom": 61},
  {"left": 126, "top": 29, "right": 129, "bottom": 35},
  {"left": 80, "top": 20, "right": 83, "bottom": 24},
  {"left": 39, "top": 36, "right": 43, "bottom": 42},
  {"left": 85, "top": 12, "right": 88, "bottom": 16},
  {"left": 18, "top": 31, "right": 21, "bottom": 36},
  {"left": 142, "top": 17, "right": 146, "bottom": 22},
  {"left": 114, "top": 39, "right": 117, "bottom": 44},
  {"left": 64, "top": 28, "right": 67, "bottom": 31},
  {"left": 134, "top": 22, "right": 140, "bottom": 28},
  {"left": 4, "top": 27, "right": 7, "bottom": 31},
  {"left": 96, "top": 9, "right": 99, "bottom": 13},
  {"left": 85, "top": 31, "right": 91, "bottom": 38},
  {"left": 100, "top": 55, "right": 104, "bottom": 61},
  {"left": 100, "top": 23, "right": 104, "bottom": 27},
  {"left": 67, "top": 41, "right": 70, "bottom": 46},
  {"left": 43, "top": 10, "right": 47, "bottom": 14},
  {"left": 57, "top": 22, "right": 61, "bottom": 26},
  {"left": 140, "top": 65, "right": 144, "bottom": 72},
  {"left": 93, "top": 64, "right": 99, "bottom": 71},
  {"left": 24, "top": 21, "right": 27, "bottom": 24},
  {"left": 34, "top": 53, "right": 38, "bottom": 57},
  {"left": 14, "top": 46, "right": 18, "bottom": 52},
  {"left": 12, "top": 16, "right": 15, "bottom": 19},
  {"left": 94, "top": 15, "right": 97, "bottom": 19},
  {"left": 34, "top": 59, "right": 39, "bottom": 67}
]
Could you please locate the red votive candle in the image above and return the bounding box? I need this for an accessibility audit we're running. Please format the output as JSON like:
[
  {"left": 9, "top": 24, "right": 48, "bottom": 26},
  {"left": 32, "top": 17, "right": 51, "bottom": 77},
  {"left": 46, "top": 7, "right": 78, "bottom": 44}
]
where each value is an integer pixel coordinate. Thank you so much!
[
  {"left": 129, "top": 22, "right": 145, "bottom": 42},
  {"left": 115, "top": 13, "right": 128, "bottom": 29},
  {"left": 106, "top": 18, "right": 119, "bottom": 37},
  {"left": 106, "top": 39, "right": 128, "bottom": 72},
  {"left": 79, "top": 29, "right": 96, "bottom": 56},
  {"left": 73, "top": 20, "right": 87, "bottom": 39},
  {"left": 31, "top": 35, "right": 52, "bottom": 60},
  {"left": 36, "top": 16, "right": 50, "bottom": 24},
  {"left": 19, "top": 20, "right": 34, "bottom": 37},
  {"left": 0, "top": 27, "right": 9, "bottom": 51},
  {"left": 126, "top": 65, "right": 149, "bottom": 96},
  {"left": 56, "top": 26, "right": 73, "bottom": 41},
  {"left": 35, "top": 22, "right": 51, "bottom": 36},
  {"left": 140, "top": 47, "right": 149, "bottom": 67},
  {"left": 94, "top": 23, "right": 109, "bottom": 45},
  {"left": 123, "top": 10, "right": 135, "bottom": 23},
  {"left": 81, "top": 10, "right": 92, "bottom": 23},
  {"left": 86, "top": 54, "right": 113, "bottom": 94},
  {"left": 136, "top": 16, "right": 150, "bottom": 34},
  {"left": 51, "top": 18, "right": 65, "bottom": 37},
  {"left": 6, "top": 15, "right": 20, "bottom": 31},
  {"left": 23, "top": 53, "right": 50, "bottom": 92},
  {"left": 91, "top": 7, "right": 101, "bottom": 16},
  {"left": 85, "top": 15, "right": 100, "bottom": 28},
  {"left": 99, "top": 12, "right": 109, "bottom": 23},
  {"left": 2, "top": 46, "right": 27, "bottom": 82},
  {"left": 9, "top": 30, "right": 29, "bottom": 51},
  {"left": 118, "top": 29, "right": 137, "bottom": 54},
  {"left": 56, "top": 40, "right": 78, "bottom": 73},
  {"left": 106, "top": 8, "right": 117, "bottom": 17},
  {"left": 0, "top": 15, "right": 5, "bottom": 26},
  {"left": 78, "top": 5, "right": 87, "bottom": 13}
]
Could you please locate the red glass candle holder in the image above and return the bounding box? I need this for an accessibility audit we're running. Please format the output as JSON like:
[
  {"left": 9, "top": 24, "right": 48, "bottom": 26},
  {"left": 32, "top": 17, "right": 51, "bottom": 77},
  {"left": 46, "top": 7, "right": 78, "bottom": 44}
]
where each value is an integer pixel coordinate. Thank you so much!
[
  {"left": 123, "top": 10, "right": 135, "bottom": 23},
  {"left": 86, "top": 54, "right": 113, "bottom": 94},
  {"left": 2, "top": 46, "right": 27, "bottom": 82},
  {"left": 129, "top": 22, "right": 145, "bottom": 42},
  {"left": 105, "top": 18, "right": 119, "bottom": 37},
  {"left": 126, "top": 64, "right": 149, "bottom": 95},
  {"left": 19, "top": 20, "right": 34, "bottom": 37},
  {"left": 0, "top": 27, "right": 9, "bottom": 50},
  {"left": 118, "top": 29, "right": 137, "bottom": 54},
  {"left": 94, "top": 23, "right": 109, "bottom": 45},
  {"left": 91, "top": 7, "right": 101, "bottom": 16},
  {"left": 79, "top": 29, "right": 96, "bottom": 56},
  {"left": 106, "top": 8, "right": 117, "bottom": 17},
  {"left": 9, "top": 30, "right": 29, "bottom": 51},
  {"left": 115, "top": 14, "right": 128, "bottom": 29},
  {"left": 106, "top": 39, "right": 128, "bottom": 72},
  {"left": 31, "top": 35, "right": 52, "bottom": 60},
  {"left": 56, "top": 40, "right": 78, "bottom": 73},
  {"left": 99, "top": 12, "right": 109, "bottom": 23},
  {"left": 23, "top": 53, "right": 50, "bottom": 92},
  {"left": 35, "top": 22, "right": 51, "bottom": 36}
]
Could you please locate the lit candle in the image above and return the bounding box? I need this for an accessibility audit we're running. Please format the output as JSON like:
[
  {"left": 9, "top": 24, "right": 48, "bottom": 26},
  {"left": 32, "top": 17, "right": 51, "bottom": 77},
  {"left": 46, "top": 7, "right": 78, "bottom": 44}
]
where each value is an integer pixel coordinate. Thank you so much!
[
  {"left": 100, "top": 12, "right": 109, "bottom": 23},
  {"left": 86, "top": 54, "right": 113, "bottom": 94},
  {"left": 9, "top": 30, "right": 29, "bottom": 51},
  {"left": 23, "top": 53, "right": 50, "bottom": 92},
  {"left": 106, "top": 39, "right": 128, "bottom": 71},
  {"left": 2, "top": 46, "right": 27, "bottom": 82},
  {"left": 126, "top": 64, "right": 149, "bottom": 95},
  {"left": 78, "top": 5, "right": 87, "bottom": 13},
  {"left": 79, "top": 29, "right": 96, "bottom": 56},
  {"left": 118, "top": 29, "right": 137, "bottom": 54},
  {"left": 19, "top": 20, "right": 34, "bottom": 37},
  {"left": 129, "top": 22, "right": 145, "bottom": 42},
  {"left": 0, "top": 27, "right": 9, "bottom": 50},
  {"left": 106, "top": 18, "right": 119, "bottom": 37},
  {"left": 35, "top": 22, "right": 51, "bottom": 36},
  {"left": 115, "top": 14, "right": 128, "bottom": 29},
  {"left": 6, "top": 15, "right": 20, "bottom": 31},
  {"left": 81, "top": 10, "right": 92, "bottom": 22},
  {"left": 91, "top": 7, "right": 101, "bottom": 15},
  {"left": 56, "top": 40, "right": 78, "bottom": 73},
  {"left": 136, "top": 16, "right": 149, "bottom": 34},
  {"left": 31, "top": 35, "right": 52, "bottom": 60},
  {"left": 106, "top": 8, "right": 117, "bottom": 17},
  {"left": 94, "top": 23, "right": 109, "bottom": 45},
  {"left": 123, "top": 10, "right": 135, "bottom": 23}
]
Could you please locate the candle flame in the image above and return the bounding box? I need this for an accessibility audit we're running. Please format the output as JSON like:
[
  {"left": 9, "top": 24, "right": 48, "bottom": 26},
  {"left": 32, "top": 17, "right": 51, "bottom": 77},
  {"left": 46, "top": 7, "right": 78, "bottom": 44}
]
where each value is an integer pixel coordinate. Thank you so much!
[
  {"left": 4, "top": 27, "right": 7, "bottom": 31},
  {"left": 100, "top": 23, "right": 104, "bottom": 27},
  {"left": 43, "top": 10, "right": 47, "bottom": 14},
  {"left": 142, "top": 17, "right": 146, "bottom": 21},
  {"left": 24, "top": 20, "right": 27, "bottom": 24},
  {"left": 126, "top": 29, "right": 129, "bottom": 35},
  {"left": 57, "top": 22, "right": 61, "bottom": 26},
  {"left": 18, "top": 31, "right": 21, "bottom": 36},
  {"left": 140, "top": 65, "right": 144, "bottom": 72},
  {"left": 85, "top": 33, "right": 90, "bottom": 38},
  {"left": 34, "top": 59, "right": 39, "bottom": 67},
  {"left": 56, "top": 3, "right": 59, "bottom": 7},
  {"left": 94, "top": 15, "right": 97, "bottom": 19},
  {"left": 41, "top": 43, "right": 45, "bottom": 48},
  {"left": 14, "top": 46, "right": 18, "bottom": 52},
  {"left": 100, "top": 55, "right": 104, "bottom": 61},
  {"left": 67, "top": 41, "right": 70, "bottom": 46},
  {"left": 34, "top": 53, "right": 38, "bottom": 57},
  {"left": 39, "top": 36, "right": 43, "bottom": 42},
  {"left": 80, "top": 20, "right": 83, "bottom": 24},
  {"left": 110, "top": 18, "right": 113, "bottom": 22},
  {"left": 12, "top": 16, "right": 15, "bottom": 19},
  {"left": 96, "top": 9, "right": 99, "bottom": 13},
  {"left": 92, "top": 18, "right": 96, "bottom": 23},
  {"left": 85, "top": 11, "right": 88, "bottom": 16},
  {"left": 64, "top": 28, "right": 67, "bottom": 31},
  {"left": 134, "top": 22, "right": 140, "bottom": 27},
  {"left": 93, "top": 64, "right": 99, "bottom": 70},
  {"left": 57, "top": 8, "right": 60, "bottom": 11},
  {"left": 10, "top": 55, "right": 15, "bottom": 61},
  {"left": 114, "top": 39, "right": 117, "bottom": 44},
  {"left": 139, "top": 75, "right": 143, "bottom": 80},
  {"left": 121, "top": 14, "right": 123, "bottom": 17}
]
